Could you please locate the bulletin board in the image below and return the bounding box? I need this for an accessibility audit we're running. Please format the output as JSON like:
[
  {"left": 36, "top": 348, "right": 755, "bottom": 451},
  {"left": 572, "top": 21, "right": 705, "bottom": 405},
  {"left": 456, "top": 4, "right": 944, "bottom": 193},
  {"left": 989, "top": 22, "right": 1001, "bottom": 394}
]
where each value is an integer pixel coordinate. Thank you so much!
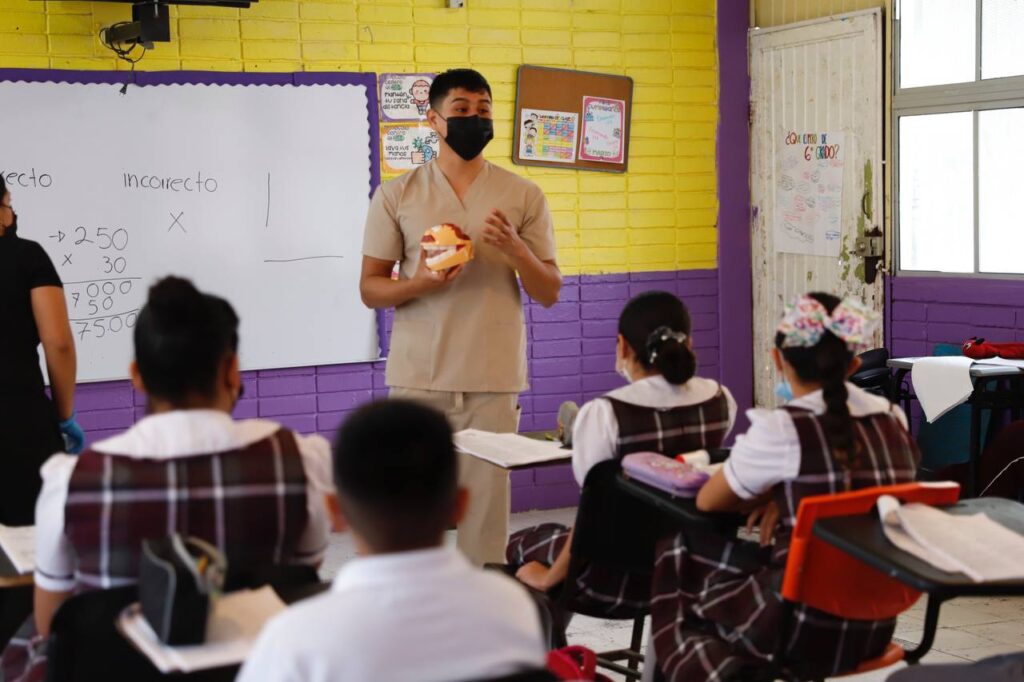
[{"left": 512, "top": 65, "right": 633, "bottom": 173}]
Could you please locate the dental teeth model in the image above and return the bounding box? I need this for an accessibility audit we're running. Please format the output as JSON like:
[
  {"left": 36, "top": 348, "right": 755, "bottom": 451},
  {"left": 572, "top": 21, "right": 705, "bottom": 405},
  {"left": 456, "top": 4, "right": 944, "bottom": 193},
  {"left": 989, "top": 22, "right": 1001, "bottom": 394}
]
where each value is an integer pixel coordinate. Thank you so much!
[{"left": 420, "top": 223, "right": 474, "bottom": 271}]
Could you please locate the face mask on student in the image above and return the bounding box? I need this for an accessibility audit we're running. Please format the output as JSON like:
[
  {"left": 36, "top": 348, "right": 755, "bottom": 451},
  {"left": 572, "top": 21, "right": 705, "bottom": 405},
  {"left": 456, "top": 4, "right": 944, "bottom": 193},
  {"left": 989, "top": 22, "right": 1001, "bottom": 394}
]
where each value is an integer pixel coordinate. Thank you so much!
[
  {"left": 441, "top": 115, "right": 494, "bottom": 161},
  {"left": 615, "top": 356, "right": 633, "bottom": 384},
  {"left": 774, "top": 378, "right": 794, "bottom": 402}
]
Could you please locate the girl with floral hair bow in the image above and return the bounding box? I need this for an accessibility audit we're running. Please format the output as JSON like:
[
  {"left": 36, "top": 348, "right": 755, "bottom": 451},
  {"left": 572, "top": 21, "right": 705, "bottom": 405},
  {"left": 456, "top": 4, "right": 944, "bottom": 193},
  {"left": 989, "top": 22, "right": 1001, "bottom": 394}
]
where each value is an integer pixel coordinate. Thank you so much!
[{"left": 649, "top": 292, "right": 920, "bottom": 682}]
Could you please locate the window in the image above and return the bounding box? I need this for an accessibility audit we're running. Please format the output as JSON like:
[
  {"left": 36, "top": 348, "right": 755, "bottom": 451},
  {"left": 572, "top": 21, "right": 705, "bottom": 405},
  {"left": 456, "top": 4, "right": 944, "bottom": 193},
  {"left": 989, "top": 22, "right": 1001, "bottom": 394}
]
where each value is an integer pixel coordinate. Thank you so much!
[{"left": 896, "top": 0, "right": 1024, "bottom": 275}]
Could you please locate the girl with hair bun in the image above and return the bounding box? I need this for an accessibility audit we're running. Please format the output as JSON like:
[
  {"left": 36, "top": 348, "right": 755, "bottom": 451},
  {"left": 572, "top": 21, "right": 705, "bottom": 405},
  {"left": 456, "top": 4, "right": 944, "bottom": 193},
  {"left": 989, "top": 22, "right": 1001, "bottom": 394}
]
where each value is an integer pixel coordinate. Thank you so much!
[
  {"left": 650, "top": 292, "right": 920, "bottom": 682},
  {"left": 2, "top": 277, "right": 335, "bottom": 682},
  {"left": 506, "top": 291, "right": 736, "bottom": 615}
]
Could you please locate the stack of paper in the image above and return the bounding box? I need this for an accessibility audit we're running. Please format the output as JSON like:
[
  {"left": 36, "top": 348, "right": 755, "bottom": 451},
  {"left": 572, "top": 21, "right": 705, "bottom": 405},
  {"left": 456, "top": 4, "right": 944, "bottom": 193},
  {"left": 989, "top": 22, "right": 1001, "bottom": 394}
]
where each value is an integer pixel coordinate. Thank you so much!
[
  {"left": 0, "top": 525, "right": 36, "bottom": 574},
  {"left": 118, "top": 586, "right": 286, "bottom": 673},
  {"left": 454, "top": 429, "right": 571, "bottom": 468},
  {"left": 910, "top": 356, "right": 975, "bottom": 422},
  {"left": 878, "top": 496, "right": 1024, "bottom": 582}
]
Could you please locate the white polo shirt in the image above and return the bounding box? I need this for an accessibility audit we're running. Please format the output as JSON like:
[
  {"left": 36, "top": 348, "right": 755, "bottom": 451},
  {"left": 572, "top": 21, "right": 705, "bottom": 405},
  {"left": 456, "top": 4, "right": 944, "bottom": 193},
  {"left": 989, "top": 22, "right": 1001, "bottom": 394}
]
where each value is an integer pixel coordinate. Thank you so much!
[
  {"left": 571, "top": 376, "right": 737, "bottom": 485},
  {"left": 723, "top": 383, "right": 908, "bottom": 500},
  {"left": 33, "top": 410, "right": 334, "bottom": 592},
  {"left": 238, "top": 546, "right": 546, "bottom": 682}
]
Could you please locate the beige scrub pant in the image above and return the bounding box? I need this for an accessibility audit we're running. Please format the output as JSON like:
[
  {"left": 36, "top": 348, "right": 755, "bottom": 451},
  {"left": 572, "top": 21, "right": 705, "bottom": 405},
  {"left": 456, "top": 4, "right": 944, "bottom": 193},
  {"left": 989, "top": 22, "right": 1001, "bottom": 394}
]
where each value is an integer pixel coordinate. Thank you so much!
[{"left": 389, "top": 387, "right": 519, "bottom": 566}]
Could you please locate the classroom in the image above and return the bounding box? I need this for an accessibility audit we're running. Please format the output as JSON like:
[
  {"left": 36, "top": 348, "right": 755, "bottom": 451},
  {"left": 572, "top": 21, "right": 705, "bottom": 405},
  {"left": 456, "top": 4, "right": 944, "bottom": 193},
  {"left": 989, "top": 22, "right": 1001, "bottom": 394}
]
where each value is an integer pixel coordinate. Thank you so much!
[{"left": 1, "top": 0, "right": 1024, "bottom": 680}]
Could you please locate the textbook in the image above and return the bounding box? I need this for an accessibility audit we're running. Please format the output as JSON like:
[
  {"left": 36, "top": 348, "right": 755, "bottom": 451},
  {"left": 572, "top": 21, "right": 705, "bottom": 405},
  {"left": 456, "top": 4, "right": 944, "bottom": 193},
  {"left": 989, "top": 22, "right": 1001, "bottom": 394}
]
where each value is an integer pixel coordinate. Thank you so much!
[
  {"left": 118, "top": 586, "right": 285, "bottom": 673},
  {"left": 454, "top": 429, "right": 571, "bottom": 469},
  {"left": 878, "top": 495, "right": 1024, "bottom": 582},
  {"left": 0, "top": 525, "right": 35, "bottom": 575}
]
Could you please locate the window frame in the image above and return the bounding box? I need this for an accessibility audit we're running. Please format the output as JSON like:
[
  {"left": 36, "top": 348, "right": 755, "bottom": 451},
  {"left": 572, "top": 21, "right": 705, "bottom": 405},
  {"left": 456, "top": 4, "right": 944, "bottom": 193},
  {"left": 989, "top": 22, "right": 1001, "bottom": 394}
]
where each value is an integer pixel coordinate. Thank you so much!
[{"left": 894, "top": 0, "right": 1024, "bottom": 279}]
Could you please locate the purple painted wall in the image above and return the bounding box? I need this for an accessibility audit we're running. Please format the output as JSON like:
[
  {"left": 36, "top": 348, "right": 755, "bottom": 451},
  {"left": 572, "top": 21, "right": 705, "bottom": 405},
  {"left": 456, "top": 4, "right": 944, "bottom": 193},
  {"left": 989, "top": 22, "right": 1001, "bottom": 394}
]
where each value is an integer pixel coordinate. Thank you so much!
[
  {"left": 888, "top": 276, "right": 1024, "bottom": 357},
  {"left": 73, "top": 269, "right": 721, "bottom": 512},
  {"left": 715, "top": 0, "right": 753, "bottom": 436}
]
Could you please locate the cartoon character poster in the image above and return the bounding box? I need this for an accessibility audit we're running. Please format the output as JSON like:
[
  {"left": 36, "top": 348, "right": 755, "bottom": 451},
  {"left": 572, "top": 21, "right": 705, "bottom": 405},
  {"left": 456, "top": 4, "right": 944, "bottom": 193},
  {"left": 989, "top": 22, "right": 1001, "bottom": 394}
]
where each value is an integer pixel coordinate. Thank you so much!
[
  {"left": 381, "top": 124, "right": 441, "bottom": 173},
  {"left": 379, "top": 73, "right": 436, "bottom": 122},
  {"left": 578, "top": 96, "right": 626, "bottom": 164},
  {"left": 518, "top": 108, "right": 579, "bottom": 163}
]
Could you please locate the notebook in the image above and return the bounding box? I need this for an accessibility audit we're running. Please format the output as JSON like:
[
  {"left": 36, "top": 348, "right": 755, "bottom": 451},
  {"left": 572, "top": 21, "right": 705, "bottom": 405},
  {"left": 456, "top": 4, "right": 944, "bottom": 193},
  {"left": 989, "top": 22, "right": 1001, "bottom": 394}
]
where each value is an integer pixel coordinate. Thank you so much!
[
  {"left": 118, "top": 586, "right": 286, "bottom": 673},
  {"left": 878, "top": 496, "right": 1024, "bottom": 582},
  {"left": 0, "top": 525, "right": 35, "bottom": 575}
]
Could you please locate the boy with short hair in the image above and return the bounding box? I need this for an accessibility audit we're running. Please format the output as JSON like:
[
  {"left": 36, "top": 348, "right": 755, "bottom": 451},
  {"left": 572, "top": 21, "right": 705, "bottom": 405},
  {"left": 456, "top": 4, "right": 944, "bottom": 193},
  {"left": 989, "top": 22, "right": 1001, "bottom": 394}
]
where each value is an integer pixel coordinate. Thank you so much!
[{"left": 239, "top": 400, "right": 546, "bottom": 682}]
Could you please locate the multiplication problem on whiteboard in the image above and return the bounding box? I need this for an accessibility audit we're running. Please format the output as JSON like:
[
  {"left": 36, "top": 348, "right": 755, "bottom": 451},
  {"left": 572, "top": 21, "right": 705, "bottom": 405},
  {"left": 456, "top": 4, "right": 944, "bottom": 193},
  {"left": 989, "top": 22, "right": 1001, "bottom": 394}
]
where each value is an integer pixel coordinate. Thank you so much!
[{"left": 50, "top": 225, "right": 141, "bottom": 341}]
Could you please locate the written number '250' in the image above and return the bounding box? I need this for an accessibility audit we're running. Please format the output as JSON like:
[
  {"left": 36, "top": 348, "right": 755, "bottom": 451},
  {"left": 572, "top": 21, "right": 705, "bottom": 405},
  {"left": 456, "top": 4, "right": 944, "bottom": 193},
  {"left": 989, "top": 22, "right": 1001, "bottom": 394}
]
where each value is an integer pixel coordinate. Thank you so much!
[
  {"left": 75, "top": 312, "right": 137, "bottom": 340},
  {"left": 74, "top": 227, "right": 128, "bottom": 251}
]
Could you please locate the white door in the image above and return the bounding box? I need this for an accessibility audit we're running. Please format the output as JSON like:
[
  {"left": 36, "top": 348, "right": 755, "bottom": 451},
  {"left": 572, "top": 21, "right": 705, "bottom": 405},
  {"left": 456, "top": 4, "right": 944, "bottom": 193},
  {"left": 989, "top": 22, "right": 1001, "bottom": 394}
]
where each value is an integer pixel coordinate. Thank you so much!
[{"left": 749, "top": 9, "right": 884, "bottom": 407}]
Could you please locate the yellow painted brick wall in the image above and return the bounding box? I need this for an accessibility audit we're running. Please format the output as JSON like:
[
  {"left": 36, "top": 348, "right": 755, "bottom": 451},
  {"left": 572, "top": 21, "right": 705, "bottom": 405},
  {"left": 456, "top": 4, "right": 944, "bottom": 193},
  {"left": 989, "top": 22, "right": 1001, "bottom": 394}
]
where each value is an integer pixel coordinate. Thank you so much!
[{"left": 0, "top": 0, "right": 719, "bottom": 275}]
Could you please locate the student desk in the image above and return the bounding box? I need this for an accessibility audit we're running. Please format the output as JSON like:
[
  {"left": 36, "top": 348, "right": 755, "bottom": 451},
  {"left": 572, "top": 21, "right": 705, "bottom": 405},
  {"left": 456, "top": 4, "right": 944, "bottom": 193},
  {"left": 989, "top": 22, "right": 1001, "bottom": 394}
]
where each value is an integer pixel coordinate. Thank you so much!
[
  {"left": 615, "top": 475, "right": 746, "bottom": 535},
  {"left": 888, "top": 358, "right": 1024, "bottom": 496},
  {"left": 814, "top": 496, "right": 1024, "bottom": 663}
]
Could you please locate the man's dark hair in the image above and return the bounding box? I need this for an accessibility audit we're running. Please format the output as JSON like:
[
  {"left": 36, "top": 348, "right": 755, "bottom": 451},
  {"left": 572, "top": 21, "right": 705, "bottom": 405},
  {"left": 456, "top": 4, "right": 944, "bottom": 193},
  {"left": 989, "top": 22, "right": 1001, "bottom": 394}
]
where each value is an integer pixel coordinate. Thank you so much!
[
  {"left": 428, "top": 68, "right": 492, "bottom": 111},
  {"left": 333, "top": 399, "right": 458, "bottom": 552}
]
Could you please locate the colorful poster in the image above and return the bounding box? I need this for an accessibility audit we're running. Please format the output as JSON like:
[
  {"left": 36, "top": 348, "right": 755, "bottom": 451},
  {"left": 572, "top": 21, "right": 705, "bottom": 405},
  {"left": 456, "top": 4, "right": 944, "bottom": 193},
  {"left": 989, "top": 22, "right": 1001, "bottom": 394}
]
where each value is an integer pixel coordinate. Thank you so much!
[
  {"left": 381, "top": 124, "right": 440, "bottom": 173},
  {"left": 519, "top": 108, "right": 579, "bottom": 163},
  {"left": 774, "top": 131, "right": 846, "bottom": 257},
  {"left": 579, "top": 96, "right": 626, "bottom": 164},
  {"left": 379, "top": 73, "right": 435, "bottom": 122}
]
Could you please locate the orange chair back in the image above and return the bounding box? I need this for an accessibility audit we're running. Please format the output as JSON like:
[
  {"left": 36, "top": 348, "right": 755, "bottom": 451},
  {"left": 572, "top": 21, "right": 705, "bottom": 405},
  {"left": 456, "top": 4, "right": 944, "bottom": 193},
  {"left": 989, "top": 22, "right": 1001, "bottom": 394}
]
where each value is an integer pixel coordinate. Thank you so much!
[{"left": 781, "top": 482, "right": 960, "bottom": 621}]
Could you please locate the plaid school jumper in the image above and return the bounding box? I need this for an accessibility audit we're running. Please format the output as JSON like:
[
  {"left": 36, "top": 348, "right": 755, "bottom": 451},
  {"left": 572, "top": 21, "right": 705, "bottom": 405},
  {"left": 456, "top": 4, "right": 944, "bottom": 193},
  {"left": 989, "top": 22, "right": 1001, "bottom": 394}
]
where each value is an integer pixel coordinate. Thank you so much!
[
  {"left": 506, "top": 391, "right": 731, "bottom": 618},
  {"left": 1, "top": 428, "right": 310, "bottom": 682},
  {"left": 650, "top": 406, "right": 919, "bottom": 682}
]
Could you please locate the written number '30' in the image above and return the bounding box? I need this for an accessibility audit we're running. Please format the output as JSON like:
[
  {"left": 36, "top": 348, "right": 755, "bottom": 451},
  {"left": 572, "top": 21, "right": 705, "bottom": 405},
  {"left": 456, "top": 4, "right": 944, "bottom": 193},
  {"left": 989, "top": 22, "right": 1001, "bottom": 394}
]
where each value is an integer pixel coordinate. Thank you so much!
[{"left": 103, "top": 257, "right": 127, "bottom": 274}]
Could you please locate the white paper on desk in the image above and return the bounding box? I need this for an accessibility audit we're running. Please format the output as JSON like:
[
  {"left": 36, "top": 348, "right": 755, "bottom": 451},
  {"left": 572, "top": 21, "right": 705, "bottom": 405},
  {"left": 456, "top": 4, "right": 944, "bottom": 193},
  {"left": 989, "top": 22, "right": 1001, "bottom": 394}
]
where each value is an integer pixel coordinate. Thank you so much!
[
  {"left": 118, "top": 586, "right": 286, "bottom": 673},
  {"left": 454, "top": 429, "right": 570, "bottom": 468},
  {"left": 911, "top": 356, "right": 975, "bottom": 422},
  {"left": 878, "top": 496, "right": 1024, "bottom": 583},
  {"left": 0, "top": 525, "right": 35, "bottom": 574},
  {"left": 974, "top": 357, "right": 1024, "bottom": 370}
]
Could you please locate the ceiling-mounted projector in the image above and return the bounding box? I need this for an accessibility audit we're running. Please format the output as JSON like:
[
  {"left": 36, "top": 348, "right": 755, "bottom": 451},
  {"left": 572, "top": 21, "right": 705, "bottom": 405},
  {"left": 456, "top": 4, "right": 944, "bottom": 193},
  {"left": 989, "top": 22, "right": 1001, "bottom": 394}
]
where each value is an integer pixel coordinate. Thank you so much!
[{"left": 33, "top": 0, "right": 259, "bottom": 48}]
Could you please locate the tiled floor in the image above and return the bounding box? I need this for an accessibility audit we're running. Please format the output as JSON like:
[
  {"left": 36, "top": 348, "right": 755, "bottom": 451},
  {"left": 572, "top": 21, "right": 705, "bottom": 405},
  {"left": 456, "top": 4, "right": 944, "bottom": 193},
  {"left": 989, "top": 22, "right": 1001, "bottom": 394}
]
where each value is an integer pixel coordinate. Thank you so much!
[{"left": 321, "top": 507, "right": 1024, "bottom": 681}]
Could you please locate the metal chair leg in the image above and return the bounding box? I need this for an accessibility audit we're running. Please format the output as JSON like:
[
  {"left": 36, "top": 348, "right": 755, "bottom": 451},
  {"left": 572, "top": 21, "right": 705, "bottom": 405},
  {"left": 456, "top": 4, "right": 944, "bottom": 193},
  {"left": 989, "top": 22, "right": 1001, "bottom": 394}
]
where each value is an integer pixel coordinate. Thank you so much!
[{"left": 904, "top": 595, "right": 944, "bottom": 664}]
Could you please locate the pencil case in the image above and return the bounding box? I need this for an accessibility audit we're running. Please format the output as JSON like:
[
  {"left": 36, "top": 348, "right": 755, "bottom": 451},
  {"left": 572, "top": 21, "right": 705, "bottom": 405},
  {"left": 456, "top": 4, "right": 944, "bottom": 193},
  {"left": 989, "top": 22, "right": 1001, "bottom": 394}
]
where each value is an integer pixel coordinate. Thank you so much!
[{"left": 622, "top": 451, "right": 710, "bottom": 497}]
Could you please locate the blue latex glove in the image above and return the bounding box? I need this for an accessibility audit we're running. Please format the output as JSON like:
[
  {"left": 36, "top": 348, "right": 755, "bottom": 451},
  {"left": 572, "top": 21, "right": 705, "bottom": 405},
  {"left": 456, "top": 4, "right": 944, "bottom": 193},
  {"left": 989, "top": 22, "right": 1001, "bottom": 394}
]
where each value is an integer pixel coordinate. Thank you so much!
[{"left": 59, "top": 412, "right": 85, "bottom": 454}]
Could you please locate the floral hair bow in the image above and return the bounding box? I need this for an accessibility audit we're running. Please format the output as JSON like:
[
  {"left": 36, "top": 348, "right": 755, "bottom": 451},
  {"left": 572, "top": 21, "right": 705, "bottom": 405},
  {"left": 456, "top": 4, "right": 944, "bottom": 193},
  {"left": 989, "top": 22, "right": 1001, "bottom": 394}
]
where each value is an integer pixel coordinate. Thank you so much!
[
  {"left": 646, "top": 326, "right": 688, "bottom": 364},
  {"left": 777, "top": 295, "right": 879, "bottom": 353}
]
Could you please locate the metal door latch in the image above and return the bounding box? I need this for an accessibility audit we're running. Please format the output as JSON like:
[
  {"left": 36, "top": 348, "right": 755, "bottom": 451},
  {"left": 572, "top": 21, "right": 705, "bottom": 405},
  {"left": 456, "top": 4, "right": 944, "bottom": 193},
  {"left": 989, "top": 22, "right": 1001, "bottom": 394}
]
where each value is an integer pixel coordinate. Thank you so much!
[{"left": 854, "top": 227, "right": 885, "bottom": 284}]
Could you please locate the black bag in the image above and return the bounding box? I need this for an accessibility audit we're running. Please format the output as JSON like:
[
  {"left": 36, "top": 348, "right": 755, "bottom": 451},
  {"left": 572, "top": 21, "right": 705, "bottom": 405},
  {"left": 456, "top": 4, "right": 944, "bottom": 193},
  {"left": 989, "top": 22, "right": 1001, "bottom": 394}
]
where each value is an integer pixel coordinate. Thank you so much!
[{"left": 138, "top": 535, "right": 226, "bottom": 646}]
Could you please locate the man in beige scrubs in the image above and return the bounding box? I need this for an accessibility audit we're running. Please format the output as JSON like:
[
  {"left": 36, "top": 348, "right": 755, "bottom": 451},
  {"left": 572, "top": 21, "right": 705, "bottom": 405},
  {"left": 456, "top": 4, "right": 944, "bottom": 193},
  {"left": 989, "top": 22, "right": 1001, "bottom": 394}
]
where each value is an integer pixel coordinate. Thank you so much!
[{"left": 360, "top": 69, "right": 562, "bottom": 565}]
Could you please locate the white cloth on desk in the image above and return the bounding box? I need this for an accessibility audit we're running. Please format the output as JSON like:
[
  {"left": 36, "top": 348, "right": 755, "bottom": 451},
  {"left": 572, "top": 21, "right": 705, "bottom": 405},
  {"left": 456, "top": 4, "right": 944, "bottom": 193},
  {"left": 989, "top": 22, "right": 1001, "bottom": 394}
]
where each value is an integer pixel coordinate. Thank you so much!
[
  {"left": 571, "top": 376, "right": 737, "bottom": 486},
  {"left": 33, "top": 410, "right": 334, "bottom": 592},
  {"left": 723, "top": 384, "right": 907, "bottom": 500},
  {"left": 911, "top": 356, "right": 975, "bottom": 423},
  {"left": 237, "top": 546, "right": 546, "bottom": 682}
]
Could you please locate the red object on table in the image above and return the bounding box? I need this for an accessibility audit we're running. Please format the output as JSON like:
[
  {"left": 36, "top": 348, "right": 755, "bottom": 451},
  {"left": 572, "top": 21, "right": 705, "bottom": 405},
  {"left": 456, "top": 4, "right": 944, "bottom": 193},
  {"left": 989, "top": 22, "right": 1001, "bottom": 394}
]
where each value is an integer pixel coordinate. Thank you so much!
[{"left": 963, "top": 338, "right": 1024, "bottom": 360}]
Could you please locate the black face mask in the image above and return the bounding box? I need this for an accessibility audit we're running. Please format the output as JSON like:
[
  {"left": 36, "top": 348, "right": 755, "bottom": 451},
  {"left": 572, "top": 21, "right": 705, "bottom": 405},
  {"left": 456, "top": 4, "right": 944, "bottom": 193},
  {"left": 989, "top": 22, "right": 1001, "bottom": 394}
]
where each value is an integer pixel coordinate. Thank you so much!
[{"left": 442, "top": 115, "right": 494, "bottom": 161}]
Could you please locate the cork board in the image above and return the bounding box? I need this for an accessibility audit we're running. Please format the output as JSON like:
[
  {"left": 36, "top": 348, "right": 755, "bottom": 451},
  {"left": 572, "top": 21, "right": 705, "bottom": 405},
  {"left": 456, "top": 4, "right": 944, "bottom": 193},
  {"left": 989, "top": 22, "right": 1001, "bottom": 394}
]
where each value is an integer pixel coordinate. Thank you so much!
[{"left": 512, "top": 65, "right": 633, "bottom": 173}]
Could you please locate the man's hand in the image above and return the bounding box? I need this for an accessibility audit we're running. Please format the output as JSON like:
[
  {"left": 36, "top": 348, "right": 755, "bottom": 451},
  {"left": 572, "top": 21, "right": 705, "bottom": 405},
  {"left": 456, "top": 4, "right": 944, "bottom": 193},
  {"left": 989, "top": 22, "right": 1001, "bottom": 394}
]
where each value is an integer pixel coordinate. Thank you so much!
[
  {"left": 482, "top": 208, "right": 529, "bottom": 264},
  {"left": 515, "top": 561, "right": 556, "bottom": 592},
  {"left": 410, "top": 247, "right": 465, "bottom": 295}
]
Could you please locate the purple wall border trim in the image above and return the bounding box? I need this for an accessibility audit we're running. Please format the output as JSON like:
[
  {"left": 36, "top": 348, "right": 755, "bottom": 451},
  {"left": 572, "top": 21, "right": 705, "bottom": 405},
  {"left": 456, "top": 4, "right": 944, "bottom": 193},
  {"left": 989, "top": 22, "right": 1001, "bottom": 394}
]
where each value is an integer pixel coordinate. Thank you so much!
[{"left": 715, "top": 1, "right": 754, "bottom": 432}]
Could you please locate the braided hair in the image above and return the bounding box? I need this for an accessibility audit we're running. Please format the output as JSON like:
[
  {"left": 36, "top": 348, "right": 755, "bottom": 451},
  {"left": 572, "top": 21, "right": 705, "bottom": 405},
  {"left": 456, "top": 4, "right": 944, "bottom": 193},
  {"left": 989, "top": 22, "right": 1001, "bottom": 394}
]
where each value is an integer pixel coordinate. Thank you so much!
[{"left": 775, "top": 292, "right": 859, "bottom": 478}]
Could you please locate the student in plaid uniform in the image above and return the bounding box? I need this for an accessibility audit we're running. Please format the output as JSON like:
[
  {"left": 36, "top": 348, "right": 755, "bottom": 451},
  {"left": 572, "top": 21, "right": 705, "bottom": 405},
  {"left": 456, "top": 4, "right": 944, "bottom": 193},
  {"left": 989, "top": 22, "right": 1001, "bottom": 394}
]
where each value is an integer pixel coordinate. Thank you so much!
[
  {"left": 650, "top": 293, "right": 920, "bottom": 682},
  {"left": 507, "top": 291, "right": 736, "bottom": 615},
  {"left": 1, "top": 277, "right": 333, "bottom": 682}
]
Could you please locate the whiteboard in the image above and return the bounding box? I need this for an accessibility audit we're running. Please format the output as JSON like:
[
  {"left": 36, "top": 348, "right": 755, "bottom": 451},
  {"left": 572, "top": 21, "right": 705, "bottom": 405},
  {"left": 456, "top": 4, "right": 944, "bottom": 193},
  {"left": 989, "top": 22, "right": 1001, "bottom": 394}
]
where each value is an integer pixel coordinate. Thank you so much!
[{"left": 0, "top": 72, "right": 379, "bottom": 382}]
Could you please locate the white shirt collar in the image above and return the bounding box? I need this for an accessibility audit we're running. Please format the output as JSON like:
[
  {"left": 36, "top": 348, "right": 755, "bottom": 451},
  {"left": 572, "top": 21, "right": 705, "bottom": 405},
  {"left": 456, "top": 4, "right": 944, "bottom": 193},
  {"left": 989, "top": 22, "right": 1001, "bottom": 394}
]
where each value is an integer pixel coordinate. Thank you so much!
[
  {"left": 91, "top": 409, "right": 279, "bottom": 459},
  {"left": 787, "top": 382, "right": 893, "bottom": 417},
  {"left": 332, "top": 546, "right": 465, "bottom": 592},
  {"left": 603, "top": 375, "right": 720, "bottom": 408}
]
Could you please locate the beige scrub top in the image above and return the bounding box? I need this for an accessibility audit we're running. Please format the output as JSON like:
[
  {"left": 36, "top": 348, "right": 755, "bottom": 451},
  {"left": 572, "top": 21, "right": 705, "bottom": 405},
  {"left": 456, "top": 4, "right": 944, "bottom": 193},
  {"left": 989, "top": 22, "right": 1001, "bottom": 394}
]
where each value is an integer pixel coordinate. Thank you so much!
[{"left": 363, "top": 161, "right": 557, "bottom": 394}]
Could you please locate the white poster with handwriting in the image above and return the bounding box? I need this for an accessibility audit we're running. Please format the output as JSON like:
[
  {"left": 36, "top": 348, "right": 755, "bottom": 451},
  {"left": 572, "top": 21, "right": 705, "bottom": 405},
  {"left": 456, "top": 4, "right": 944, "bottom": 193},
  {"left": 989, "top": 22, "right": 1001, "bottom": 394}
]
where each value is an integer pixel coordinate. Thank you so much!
[{"left": 774, "top": 131, "right": 845, "bottom": 257}]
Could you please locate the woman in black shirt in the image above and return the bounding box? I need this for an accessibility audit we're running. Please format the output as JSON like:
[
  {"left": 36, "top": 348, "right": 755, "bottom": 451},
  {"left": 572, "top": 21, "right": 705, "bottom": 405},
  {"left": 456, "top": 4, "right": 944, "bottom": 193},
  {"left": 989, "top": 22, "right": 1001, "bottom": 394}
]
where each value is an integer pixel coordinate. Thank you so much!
[{"left": 0, "top": 176, "right": 81, "bottom": 526}]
